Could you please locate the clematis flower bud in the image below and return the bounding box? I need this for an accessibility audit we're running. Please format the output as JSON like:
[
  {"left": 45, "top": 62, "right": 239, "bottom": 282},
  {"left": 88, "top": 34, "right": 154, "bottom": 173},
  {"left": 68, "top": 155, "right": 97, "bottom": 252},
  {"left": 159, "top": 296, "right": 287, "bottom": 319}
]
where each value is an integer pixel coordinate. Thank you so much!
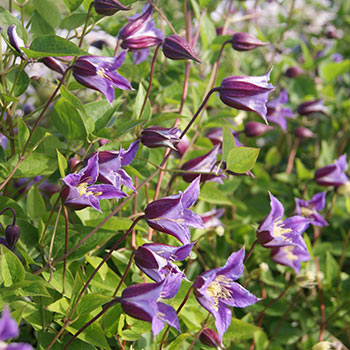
[
  {"left": 5, "top": 224, "right": 20, "bottom": 249},
  {"left": 141, "top": 126, "right": 181, "bottom": 150},
  {"left": 174, "top": 134, "right": 189, "bottom": 156},
  {"left": 312, "top": 341, "right": 333, "bottom": 350},
  {"left": 200, "top": 328, "right": 223, "bottom": 348},
  {"left": 42, "top": 57, "right": 67, "bottom": 75},
  {"left": 297, "top": 99, "right": 327, "bottom": 116},
  {"left": 314, "top": 154, "right": 348, "bottom": 187},
  {"left": 295, "top": 126, "right": 314, "bottom": 139},
  {"left": 230, "top": 32, "right": 267, "bottom": 51},
  {"left": 285, "top": 66, "right": 304, "bottom": 78},
  {"left": 7, "top": 24, "right": 26, "bottom": 59},
  {"left": 219, "top": 70, "right": 275, "bottom": 123},
  {"left": 244, "top": 121, "right": 273, "bottom": 137},
  {"left": 162, "top": 35, "right": 200, "bottom": 62},
  {"left": 93, "top": 0, "right": 130, "bottom": 16}
]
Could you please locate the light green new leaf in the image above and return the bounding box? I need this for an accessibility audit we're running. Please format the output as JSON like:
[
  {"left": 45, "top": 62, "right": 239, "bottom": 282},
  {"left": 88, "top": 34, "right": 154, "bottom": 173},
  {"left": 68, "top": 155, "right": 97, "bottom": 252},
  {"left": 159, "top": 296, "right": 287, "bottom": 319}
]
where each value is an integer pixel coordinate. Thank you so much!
[
  {"left": 227, "top": 147, "right": 260, "bottom": 173},
  {"left": 0, "top": 245, "right": 25, "bottom": 287},
  {"left": 222, "top": 126, "right": 236, "bottom": 162},
  {"left": 56, "top": 149, "right": 67, "bottom": 178}
]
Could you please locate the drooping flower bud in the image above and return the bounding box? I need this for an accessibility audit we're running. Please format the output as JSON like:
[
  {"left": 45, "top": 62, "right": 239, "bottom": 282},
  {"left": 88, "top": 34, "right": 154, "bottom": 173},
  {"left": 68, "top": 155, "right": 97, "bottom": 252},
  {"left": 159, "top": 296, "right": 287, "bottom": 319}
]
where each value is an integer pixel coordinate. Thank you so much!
[
  {"left": 5, "top": 224, "right": 20, "bottom": 249},
  {"left": 162, "top": 35, "right": 200, "bottom": 62},
  {"left": 174, "top": 134, "right": 190, "bottom": 157},
  {"left": 93, "top": 0, "right": 130, "bottom": 16},
  {"left": 295, "top": 126, "right": 314, "bottom": 139},
  {"left": 297, "top": 99, "right": 327, "bottom": 116},
  {"left": 42, "top": 57, "right": 67, "bottom": 75},
  {"left": 7, "top": 24, "right": 26, "bottom": 59},
  {"left": 199, "top": 328, "right": 223, "bottom": 348},
  {"left": 285, "top": 66, "right": 304, "bottom": 78},
  {"left": 230, "top": 32, "right": 267, "bottom": 51},
  {"left": 244, "top": 121, "right": 273, "bottom": 137},
  {"left": 314, "top": 154, "right": 348, "bottom": 187},
  {"left": 141, "top": 126, "right": 181, "bottom": 150}
]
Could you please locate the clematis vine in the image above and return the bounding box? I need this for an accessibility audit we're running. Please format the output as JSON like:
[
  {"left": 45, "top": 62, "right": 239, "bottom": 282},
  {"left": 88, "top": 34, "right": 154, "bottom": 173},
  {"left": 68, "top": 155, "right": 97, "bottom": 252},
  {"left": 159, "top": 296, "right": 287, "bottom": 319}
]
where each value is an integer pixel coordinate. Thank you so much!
[
  {"left": 145, "top": 176, "right": 204, "bottom": 244},
  {"left": 193, "top": 248, "right": 259, "bottom": 340}
]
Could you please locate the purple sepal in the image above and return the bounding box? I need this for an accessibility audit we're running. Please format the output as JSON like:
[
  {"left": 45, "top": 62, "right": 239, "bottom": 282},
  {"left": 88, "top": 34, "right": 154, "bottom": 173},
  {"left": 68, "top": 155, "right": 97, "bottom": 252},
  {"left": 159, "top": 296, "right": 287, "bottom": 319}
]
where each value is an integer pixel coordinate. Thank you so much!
[
  {"left": 141, "top": 126, "right": 181, "bottom": 151},
  {"left": 297, "top": 99, "right": 327, "bottom": 116},
  {"left": 230, "top": 32, "right": 267, "bottom": 51},
  {"left": 0, "top": 306, "right": 19, "bottom": 341},
  {"left": 93, "top": 0, "right": 131, "bottom": 16},
  {"left": 162, "top": 35, "right": 200, "bottom": 62},
  {"left": 7, "top": 25, "right": 25, "bottom": 59},
  {"left": 314, "top": 154, "right": 348, "bottom": 187},
  {"left": 133, "top": 48, "right": 150, "bottom": 64},
  {"left": 201, "top": 208, "right": 225, "bottom": 229},
  {"left": 42, "top": 57, "right": 67, "bottom": 75}
]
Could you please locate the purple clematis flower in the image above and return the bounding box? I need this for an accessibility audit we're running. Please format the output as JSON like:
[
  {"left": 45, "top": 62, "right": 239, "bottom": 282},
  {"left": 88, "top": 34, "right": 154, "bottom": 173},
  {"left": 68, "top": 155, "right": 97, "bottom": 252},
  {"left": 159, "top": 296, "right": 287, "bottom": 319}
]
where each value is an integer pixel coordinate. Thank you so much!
[
  {"left": 297, "top": 99, "right": 327, "bottom": 116},
  {"left": 72, "top": 52, "right": 132, "bottom": 103},
  {"left": 201, "top": 208, "right": 225, "bottom": 229},
  {"left": 314, "top": 154, "right": 348, "bottom": 187},
  {"left": 180, "top": 145, "right": 226, "bottom": 183},
  {"left": 141, "top": 126, "right": 181, "bottom": 150},
  {"left": 193, "top": 248, "right": 259, "bottom": 341},
  {"left": 257, "top": 192, "right": 310, "bottom": 248},
  {"left": 120, "top": 280, "right": 180, "bottom": 336},
  {"left": 295, "top": 192, "right": 328, "bottom": 227},
  {"left": 0, "top": 306, "right": 33, "bottom": 350},
  {"left": 219, "top": 70, "right": 275, "bottom": 123},
  {"left": 61, "top": 154, "right": 127, "bottom": 212},
  {"left": 266, "top": 90, "right": 295, "bottom": 132},
  {"left": 118, "top": 4, "right": 164, "bottom": 64},
  {"left": 271, "top": 244, "right": 311, "bottom": 274},
  {"left": 162, "top": 35, "right": 200, "bottom": 62},
  {"left": 145, "top": 177, "right": 204, "bottom": 244},
  {"left": 96, "top": 140, "right": 139, "bottom": 191},
  {"left": 0, "top": 133, "right": 8, "bottom": 149},
  {"left": 134, "top": 243, "right": 193, "bottom": 298}
]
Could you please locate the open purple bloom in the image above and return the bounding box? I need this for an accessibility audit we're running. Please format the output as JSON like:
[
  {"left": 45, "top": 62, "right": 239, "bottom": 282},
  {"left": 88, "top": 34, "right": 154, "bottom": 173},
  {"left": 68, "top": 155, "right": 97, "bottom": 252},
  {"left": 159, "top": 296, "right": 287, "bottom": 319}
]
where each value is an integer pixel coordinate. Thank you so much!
[
  {"left": 118, "top": 4, "right": 164, "bottom": 64},
  {"left": 219, "top": 70, "right": 275, "bottom": 123},
  {"left": 193, "top": 248, "right": 259, "bottom": 341},
  {"left": 61, "top": 154, "right": 127, "bottom": 212},
  {"left": 134, "top": 243, "right": 193, "bottom": 298},
  {"left": 295, "top": 192, "right": 328, "bottom": 227},
  {"left": 266, "top": 90, "right": 295, "bottom": 132},
  {"left": 201, "top": 208, "right": 225, "bottom": 229},
  {"left": 314, "top": 154, "right": 348, "bottom": 187},
  {"left": 145, "top": 177, "right": 204, "bottom": 244},
  {"left": 72, "top": 52, "right": 132, "bottom": 103},
  {"left": 96, "top": 140, "right": 139, "bottom": 191},
  {"left": 121, "top": 280, "right": 180, "bottom": 336},
  {"left": 0, "top": 306, "right": 33, "bottom": 350},
  {"left": 180, "top": 145, "right": 226, "bottom": 183},
  {"left": 271, "top": 244, "right": 311, "bottom": 274},
  {"left": 257, "top": 192, "right": 310, "bottom": 248}
]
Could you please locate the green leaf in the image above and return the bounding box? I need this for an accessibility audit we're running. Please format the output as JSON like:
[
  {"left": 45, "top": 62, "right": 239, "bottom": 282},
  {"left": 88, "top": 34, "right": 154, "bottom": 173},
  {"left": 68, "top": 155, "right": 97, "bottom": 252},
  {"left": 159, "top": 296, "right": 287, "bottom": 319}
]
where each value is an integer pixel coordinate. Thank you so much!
[
  {"left": 17, "top": 118, "right": 29, "bottom": 153},
  {"left": 27, "top": 186, "right": 46, "bottom": 221},
  {"left": 226, "top": 147, "right": 260, "bottom": 173},
  {"left": 63, "top": 0, "right": 84, "bottom": 12},
  {"left": 6, "top": 68, "right": 30, "bottom": 97},
  {"left": 31, "top": 10, "right": 55, "bottom": 38},
  {"left": 319, "top": 60, "right": 350, "bottom": 83},
  {"left": 60, "top": 13, "right": 87, "bottom": 30},
  {"left": 200, "top": 13, "right": 216, "bottom": 50},
  {"left": 0, "top": 245, "right": 25, "bottom": 287},
  {"left": 22, "top": 35, "right": 87, "bottom": 58},
  {"left": 0, "top": 6, "right": 28, "bottom": 41},
  {"left": 296, "top": 158, "right": 313, "bottom": 180},
  {"left": 114, "top": 119, "right": 146, "bottom": 137},
  {"left": 134, "top": 83, "right": 146, "bottom": 118},
  {"left": 326, "top": 251, "right": 339, "bottom": 287},
  {"left": 199, "top": 183, "right": 233, "bottom": 205},
  {"left": 103, "top": 304, "right": 122, "bottom": 338},
  {"left": 56, "top": 149, "right": 67, "bottom": 178},
  {"left": 223, "top": 318, "right": 260, "bottom": 342},
  {"left": 77, "top": 294, "right": 113, "bottom": 315},
  {"left": 265, "top": 146, "right": 281, "bottom": 167},
  {"left": 34, "top": 0, "right": 60, "bottom": 28},
  {"left": 60, "top": 85, "right": 85, "bottom": 113},
  {"left": 222, "top": 126, "right": 236, "bottom": 162},
  {"left": 300, "top": 41, "right": 313, "bottom": 69},
  {"left": 168, "top": 333, "right": 191, "bottom": 350}
]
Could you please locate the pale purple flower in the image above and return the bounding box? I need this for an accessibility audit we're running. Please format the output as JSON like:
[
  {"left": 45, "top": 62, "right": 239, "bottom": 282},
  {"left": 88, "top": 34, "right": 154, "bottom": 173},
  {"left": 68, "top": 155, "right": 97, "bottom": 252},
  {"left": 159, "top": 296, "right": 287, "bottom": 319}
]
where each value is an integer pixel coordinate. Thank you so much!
[
  {"left": 0, "top": 133, "right": 8, "bottom": 149},
  {"left": 271, "top": 244, "right": 311, "bottom": 274},
  {"left": 121, "top": 280, "right": 180, "bottom": 336},
  {"left": 295, "top": 192, "right": 328, "bottom": 227},
  {"left": 193, "top": 248, "right": 259, "bottom": 340},
  {"left": 201, "top": 208, "right": 225, "bottom": 229},
  {"left": 257, "top": 192, "right": 310, "bottom": 248},
  {"left": 314, "top": 154, "right": 348, "bottom": 187},
  {"left": 72, "top": 52, "right": 132, "bottom": 103},
  {"left": 266, "top": 90, "right": 295, "bottom": 132},
  {"left": 219, "top": 70, "right": 275, "bottom": 123},
  {"left": 145, "top": 177, "right": 204, "bottom": 244},
  {"left": 61, "top": 154, "right": 127, "bottom": 212}
]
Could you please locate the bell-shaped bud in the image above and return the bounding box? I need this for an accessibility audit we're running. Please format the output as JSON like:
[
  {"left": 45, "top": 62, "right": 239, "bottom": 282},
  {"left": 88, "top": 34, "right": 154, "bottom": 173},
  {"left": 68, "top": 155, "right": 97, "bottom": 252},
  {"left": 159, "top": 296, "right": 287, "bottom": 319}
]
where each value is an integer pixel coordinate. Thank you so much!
[
  {"left": 93, "top": 0, "right": 130, "bottom": 16},
  {"left": 141, "top": 126, "right": 181, "bottom": 150},
  {"left": 244, "top": 121, "right": 273, "bottom": 137},
  {"left": 162, "top": 35, "right": 200, "bottom": 62},
  {"left": 285, "top": 66, "right": 304, "bottom": 78},
  {"left": 297, "top": 99, "right": 327, "bottom": 116},
  {"left": 199, "top": 328, "right": 223, "bottom": 348},
  {"left": 174, "top": 134, "right": 190, "bottom": 157},
  {"left": 42, "top": 57, "right": 67, "bottom": 75},
  {"left": 295, "top": 126, "right": 314, "bottom": 139},
  {"left": 5, "top": 224, "right": 20, "bottom": 249},
  {"left": 230, "top": 32, "right": 267, "bottom": 51},
  {"left": 7, "top": 25, "right": 26, "bottom": 59}
]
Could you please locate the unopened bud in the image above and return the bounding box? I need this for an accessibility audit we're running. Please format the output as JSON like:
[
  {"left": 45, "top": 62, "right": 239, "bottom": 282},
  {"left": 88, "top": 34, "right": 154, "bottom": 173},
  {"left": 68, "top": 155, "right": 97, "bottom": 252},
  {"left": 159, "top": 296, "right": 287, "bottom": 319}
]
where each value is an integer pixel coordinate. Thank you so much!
[
  {"left": 297, "top": 99, "right": 327, "bottom": 116},
  {"left": 244, "top": 121, "right": 273, "bottom": 137},
  {"left": 5, "top": 224, "right": 20, "bottom": 249},
  {"left": 42, "top": 57, "right": 67, "bottom": 75},
  {"left": 141, "top": 126, "right": 181, "bottom": 150},
  {"left": 93, "top": 0, "right": 130, "bottom": 16},
  {"left": 7, "top": 24, "right": 26, "bottom": 59},
  {"left": 285, "top": 66, "right": 304, "bottom": 78},
  {"left": 296, "top": 271, "right": 317, "bottom": 289},
  {"left": 337, "top": 181, "right": 350, "bottom": 195},
  {"left": 162, "top": 35, "right": 200, "bottom": 63},
  {"left": 295, "top": 126, "right": 314, "bottom": 139},
  {"left": 175, "top": 134, "right": 190, "bottom": 156},
  {"left": 231, "top": 32, "right": 267, "bottom": 51},
  {"left": 312, "top": 341, "right": 332, "bottom": 350},
  {"left": 200, "top": 328, "right": 222, "bottom": 348}
]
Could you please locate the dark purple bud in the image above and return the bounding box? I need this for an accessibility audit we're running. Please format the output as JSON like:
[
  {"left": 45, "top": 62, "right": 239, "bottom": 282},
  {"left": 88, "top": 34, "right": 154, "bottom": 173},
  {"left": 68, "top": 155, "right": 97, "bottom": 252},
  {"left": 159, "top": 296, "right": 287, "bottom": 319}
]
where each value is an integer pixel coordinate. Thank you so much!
[
  {"left": 93, "top": 0, "right": 130, "bottom": 16},
  {"left": 297, "top": 99, "right": 327, "bottom": 116},
  {"left": 162, "top": 35, "right": 200, "bottom": 63},
  {"left": 23, "top": 103, "right": 35, "bottom": 115},
  {"left": 314, "top": 154, "right": 348, "bottom": 187},
  {"left": 7, "top": 24, "right": 25, "bottom": 59},
  {"left": 325, "top": 26, "right": 339, "bottom": 39},
  {"left": 216, "top": 27, "right": 235, "bottom": 36},
  {"left": 285, "top": 66, "right": 304, "bottom": 78},
  {"left": 98, "top": 138, "right": 110, "bottom": 146},
  {"left": 230, "top": 32, "right": 267, "bottom": 51},
  {"left": 244, "top": 121, "right": 273, "bottom": 137},
  {"left": 200, "top": 328, "right": 222, "bottom": 348},
  {"left": 42, "top": 57, "right": 67, "bottom": 75},
  {"left": 141, "top": 126, "right": 181, "bottom": 150},
  {"left": 5, "top": 224, "right": 20, "bottom": 249},
  {"left": 295, "top": 126, "right": 314, "bottom": 139},
  {"left": 174, "top": 134, "right": 190, "bottom": 157}
]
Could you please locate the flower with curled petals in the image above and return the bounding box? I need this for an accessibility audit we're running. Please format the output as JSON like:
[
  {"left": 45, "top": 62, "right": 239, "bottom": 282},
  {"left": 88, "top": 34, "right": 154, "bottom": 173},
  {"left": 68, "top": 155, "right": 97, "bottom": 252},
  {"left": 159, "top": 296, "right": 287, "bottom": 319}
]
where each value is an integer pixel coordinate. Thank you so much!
[
  {"left": 193, "top": 248, "right": 259, "bottom": 341},
  {"left": 145, "top": 177, "right": 204, "bottom": 244}
]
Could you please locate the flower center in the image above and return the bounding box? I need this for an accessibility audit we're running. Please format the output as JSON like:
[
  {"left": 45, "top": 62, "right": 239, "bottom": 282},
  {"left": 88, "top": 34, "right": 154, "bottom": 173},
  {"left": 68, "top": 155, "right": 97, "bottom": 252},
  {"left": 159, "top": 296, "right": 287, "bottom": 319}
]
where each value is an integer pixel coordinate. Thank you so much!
[
  {"left": 77, "top": 182, "right": 89, "bottom": 196},
  {"left": 283, "top": 246, "right": 298, "bottom": 261},
  {"left": 300, "top": 207, "right": 313, "bottom": 217},
  {"left": 273, "top": 219, "right": 293, "bottom": 239},
  {"left": 97, "top": 67, "right": 113, "bottom": 81},
  {"left": 206, "top": 275, "right": 233, "bottom": 311}
]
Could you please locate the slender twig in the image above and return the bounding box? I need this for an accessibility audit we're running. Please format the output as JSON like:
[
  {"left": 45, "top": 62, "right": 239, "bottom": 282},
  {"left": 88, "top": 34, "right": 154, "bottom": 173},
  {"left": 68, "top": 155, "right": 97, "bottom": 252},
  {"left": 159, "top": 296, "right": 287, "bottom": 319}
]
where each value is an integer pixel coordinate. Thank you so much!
[
  {"left": 78, "top": 2, "right": 94, "bottom": 48},
  {"left": 112, "top": 250, "right": 136, "bottom": 297},
  {"left": 211, "top": 40, "right": 231, "bottom": 89},
  {"left": 0, "top": 207, "right": 17, "bottom": 225},
  {"left": 187, "top": 314, "right": 210, "bottom": 350},
  {"left": 45, "top": 320, "right": 71, "bottom": 350},
  {"left": 150, "top": 2, "right": 177, "bottom": 34},
  {"left": 62, "top": 206, "right": 69, "bottom": 295},
  {"left": 315, "top": 257, "right": 326, "bottom": 341},
  {"left": 243, "top": 239, "right": 258, "bottom": 264},
  {"left": 286, "top": 138, "right": 299, "bottom": 174}
]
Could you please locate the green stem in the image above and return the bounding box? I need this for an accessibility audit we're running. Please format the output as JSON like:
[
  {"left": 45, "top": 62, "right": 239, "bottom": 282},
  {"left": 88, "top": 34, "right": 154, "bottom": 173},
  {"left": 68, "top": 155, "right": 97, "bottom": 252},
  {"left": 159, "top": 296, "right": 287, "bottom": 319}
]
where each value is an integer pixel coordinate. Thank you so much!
[{"left": 78, "top": 2, "right": 94, "bottom": 48}]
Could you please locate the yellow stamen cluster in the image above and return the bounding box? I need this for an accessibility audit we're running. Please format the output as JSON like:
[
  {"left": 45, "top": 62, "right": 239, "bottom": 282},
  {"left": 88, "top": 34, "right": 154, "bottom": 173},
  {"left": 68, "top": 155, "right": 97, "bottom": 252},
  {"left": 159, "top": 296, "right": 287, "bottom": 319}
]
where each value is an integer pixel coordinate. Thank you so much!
[
  {"left": 300, "top": 207, "right": 313, "bottom": 217},
  {"left": 273, "top": 219, "right": 293, "bottom": 241},
  {"left": 97, "top": 67, "right": 113, "bottom": 81},
  {"left": 206, "top": 275, "right": 233, "bottom": 311},
  {"left": 283, "top": 246, "right": 298, "bottom": 261},
  {"left": 75, "top": 182, "right": 102, "bottom": 198}
]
